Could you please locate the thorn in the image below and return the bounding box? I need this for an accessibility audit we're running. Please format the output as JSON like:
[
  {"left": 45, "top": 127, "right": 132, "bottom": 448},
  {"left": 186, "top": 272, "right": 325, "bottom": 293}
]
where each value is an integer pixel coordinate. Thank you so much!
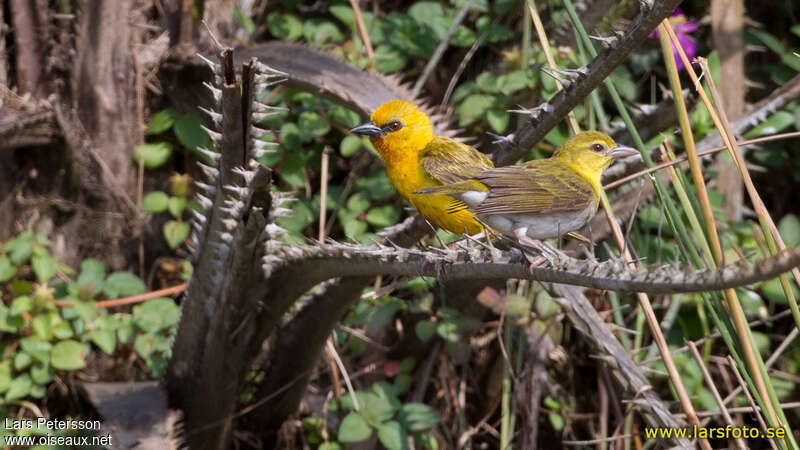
[
  {"left": 271, "top": 207, "right": 292, "bottom": 218},
  {"left": 252, "top": 148, "right": 274, "bottom": 159},
  {"left": 223, "top": 184, "right": 249, "bottom": 197},
  {"left": 252, "top": 139, "right": 278, "bottom": 150},
  {"left": 218, "top": 231, "right": 233, "bottom": 243},
  {"left": 252, "top": 103, "right": 288, "bottom": 114},
  {"left": 196, "top": 53, "right": 219, "bottom": 72},
  {"left": 198, "top": 106, "right": 223, "bottom": 125},
  {"left": 193, "top": 180, "right": 216, "bottom": 196},
  {"left": 203, "top": 82, "right": 222, "bottom": 103},
  {"left": 486, "top": 132, "right": 514, "bottom": 145},
  {"left": 253, "top": 62, "right": 288, "bottom": 78},
  {"left": 265, "top": 223, "right": 286, "bottom": 236},
  {"left": 198, "top": 163, "right": 219, "bottom": 181},
  {"left": 251, "top": 112, "right": 276, "bottom": 123},
  {"left": 195, "top": 193, "right": 213, "bottom": 210},
  {"left": 222, "top": 218, "right": 238, "bottom": 231},
  {"left": 191, "top": 220, "right": 204, "bottom": 233},
  {"left": 232, "top": 167, "right": 257, "bottom": 184},
  {"left": 196, "top": 146, "right": 221, "bottom": 163},
  {"left": 190, "top": 209, "right": 207, "bottom": 224},
  {"left": 509, "top": 103, "right": 553, "bottom": 118},
  {"left": 253, "top": 74, "right": 287, "bottom": 87},
  {"left": 201, "top": 125, "right": 223, "bottom": 143}
]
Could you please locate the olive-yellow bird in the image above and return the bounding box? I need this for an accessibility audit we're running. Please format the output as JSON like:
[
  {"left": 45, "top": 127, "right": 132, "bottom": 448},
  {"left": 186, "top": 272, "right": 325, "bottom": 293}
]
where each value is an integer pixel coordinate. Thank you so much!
[
  {"left": 349, "top": 99, "right": 493, "bottom": 235},
  {"left": 415, "top": 131, "right": 639, "bottom": 243}
]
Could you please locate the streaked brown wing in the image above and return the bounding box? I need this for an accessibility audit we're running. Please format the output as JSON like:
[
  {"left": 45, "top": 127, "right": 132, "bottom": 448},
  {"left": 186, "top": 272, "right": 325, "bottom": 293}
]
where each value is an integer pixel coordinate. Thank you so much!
[
  {"left": 420, "top": 137, "right": 494, "bottom": 185},
  {"left": 473, "top": 160, "right": 595, "bottom": 215}
]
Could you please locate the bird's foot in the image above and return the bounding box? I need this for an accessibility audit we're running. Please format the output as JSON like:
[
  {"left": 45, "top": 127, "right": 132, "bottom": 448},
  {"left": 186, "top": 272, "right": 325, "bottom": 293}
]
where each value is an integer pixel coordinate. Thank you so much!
[{"left": 515, "top": 235, "right": 558, "bottom": 269}]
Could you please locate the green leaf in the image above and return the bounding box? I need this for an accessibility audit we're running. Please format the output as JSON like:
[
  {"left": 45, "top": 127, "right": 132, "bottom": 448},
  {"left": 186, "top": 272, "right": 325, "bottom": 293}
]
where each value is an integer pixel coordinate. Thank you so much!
[
  {"left": 117, "top": 316, "right": 134, "bottom": 344},
  {"left": 761, "top": 278, "right": 800, "bottom": 305},
  {"left": 89, "top": 329, "right": 116, "bottom": 355},
  {"left": 340, "top": 135, "right": 363, "bottom": 157},
  {"left": 174, "top": 114, "right": 210, "bottom": 151},
  {"left": 779, "top": 214, "right": 800, "bottom": 247},
  {"left": 367, "top": 298, "right": 404, "bottom": 336},
  {"left": 475, "top": 16, "right": 514, "bottom": 42},
  {"left": 318, "top": 443, "right": 343, "bottom": 450},
  {"left": 398, "top": 403, "right": 441, "bottom": 431},
  {"left": 0, "top": 256, "right": 17, "bottom": 282},
  {"left": 31, "top": 253, "right": 56, "bottom": 283},
  {"left": 355, "top": 168, "right": 395, "bottom": 200},
  {"left": 32, "top": 314, "right": 53, "bottom": 341},
  {"left": 141, "top": 191, "right": 169, "bottom": 213},
  {"left": 6, "top": 374, "right": 32, "bottom": 401},
  {"left": 366, "top": 205, "right": 401, "bottom": 229},
  {"left": 30, "top": 384, "right": 45, "bottom": 399},
  {"left": 338, "top": 412, "right": 372, "bottom": 443},
  {"left": 74, "top": 301, "right": 98, "bottom": 323},
  {"left": 0, "top": 362, "right": 11, "bottom": 393},
  {"left": 329, "top": 106, "right": 361, "bottom": 128},
  {"left": 267, "top": 12, "right": 303, "bottom": 41},
  {"left": 10, "top": 296, "right": 32, "bottom": 316},
  {"left": 14, "top": 352, "right": 32, "bottom": 371},
  {"left": 374, "top": 45, "right": 408, "bottom": 73},
  {"left": 436, "top": 319, "right": 460, "bottom": 342},
  {"left": 53, "top": 321, "right": 73, "bottom": 339},
  {"left": 361, "top": 392, "right": 397, "bottom": 426},
  {"left": 147, "top": 108, "right": 178, "bottom": 135},
  {"left": 343, "top": 218, "right": 368, "bottom": 239},
  {"left": 167, "top": 197, "right": 187, "bottom": 219},
  {"left": 486, "top": 108, "right": 509, "bottom": 133},
  {"left": 298, "top": 111, "right": 331, "bottom": 139},
  {"left": 280, "top": 122, "right": 302, "bottom": 150},
  {"left": 163, "top": 220, "right": 190, "bottom": 249},
  {"left": 50, "top": 340, "right": 85, "bottom": 370},
  {"left": 377, "top": 421, "right": 408, "bottom": 450},
  {"left": 744, "top": 111, "right": 795, "bottom": 138},
  {"left": 133, "top": 142, "right": 173, "bottom": 169},
  {"left": 30, "top": 362, "right": 53, "bottom": 385},
  {"left": 20, "top": 337, "right": 52, "bottom": 363},
  {"left": 77, "top": 258, "right": 105, "bottom": 288},
  {"left": 456, "top": 95, "right": 494, "bottom": 127},
  {"left": 280, "top": 151, "right": 308, "bottom": 188},
  {"left": 103, "top": 272, "right": 146, "bottom": 299},
  {"left": 415, "top": 320, "right": 436, "bottom": 342},
  {"left": 347, "top": 192, "right": 371, "bottom": 214},
  {"left": 303, "top": 19, "right": 345, "bottom": 46},
  {"left": 133, "top": 297, "right": 181, "bottom": 333}
]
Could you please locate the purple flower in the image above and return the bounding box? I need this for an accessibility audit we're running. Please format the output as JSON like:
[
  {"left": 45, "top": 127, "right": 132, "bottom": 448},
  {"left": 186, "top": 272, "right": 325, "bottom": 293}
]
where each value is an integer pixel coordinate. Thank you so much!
[{"left": 649, "top": 8, "right": 698, "bottom": 71}]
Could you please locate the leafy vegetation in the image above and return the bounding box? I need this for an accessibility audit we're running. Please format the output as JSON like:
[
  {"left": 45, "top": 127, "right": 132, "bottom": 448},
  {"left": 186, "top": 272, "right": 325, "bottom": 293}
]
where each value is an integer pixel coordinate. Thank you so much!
[{"left": 4, "top": 0, "right": 800, "bottom": 448}]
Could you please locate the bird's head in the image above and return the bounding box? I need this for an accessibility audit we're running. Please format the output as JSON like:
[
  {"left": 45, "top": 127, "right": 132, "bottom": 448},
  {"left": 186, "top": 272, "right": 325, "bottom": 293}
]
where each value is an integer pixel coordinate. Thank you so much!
[
  {"left": 553, "top": 131, "right": 639, "bottom": 177},
  {"left": 349, "top": 100, "right": 434, "bottom": 159}
]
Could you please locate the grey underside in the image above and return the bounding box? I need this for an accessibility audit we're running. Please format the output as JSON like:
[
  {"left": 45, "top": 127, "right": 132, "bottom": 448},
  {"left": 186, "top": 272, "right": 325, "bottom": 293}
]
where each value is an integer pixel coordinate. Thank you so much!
[{"left": 481, "top": 206, "right": 596, "bottom": 239}]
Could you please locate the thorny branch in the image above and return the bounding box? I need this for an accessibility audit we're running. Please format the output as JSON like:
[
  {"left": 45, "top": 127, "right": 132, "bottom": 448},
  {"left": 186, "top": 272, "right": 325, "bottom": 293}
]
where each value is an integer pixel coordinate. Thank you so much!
[
  {"left": 260, "top": 239, "right": 800, "bottom": 295},
  {"left": 491, "top": 0, "right": 684, "bottom": 166}
]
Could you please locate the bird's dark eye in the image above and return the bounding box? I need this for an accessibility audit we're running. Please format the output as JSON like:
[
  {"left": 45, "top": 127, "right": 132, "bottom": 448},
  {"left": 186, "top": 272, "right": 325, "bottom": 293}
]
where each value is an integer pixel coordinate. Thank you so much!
[
  {"left": 592, "top": 143, "right": 605, "bottom": 152},
  {"left": 384, "top": 120, "right": 403, "bottom": 132}
]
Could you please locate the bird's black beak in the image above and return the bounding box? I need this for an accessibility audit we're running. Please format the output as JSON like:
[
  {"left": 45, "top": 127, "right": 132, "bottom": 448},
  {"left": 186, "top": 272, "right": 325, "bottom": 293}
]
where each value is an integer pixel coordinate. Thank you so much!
[
  {"left": 349, "top": 121, "right": 384, "bottom": 137},
  {"left": 606, "top": 145, "right": 640, "bottom": 160}
]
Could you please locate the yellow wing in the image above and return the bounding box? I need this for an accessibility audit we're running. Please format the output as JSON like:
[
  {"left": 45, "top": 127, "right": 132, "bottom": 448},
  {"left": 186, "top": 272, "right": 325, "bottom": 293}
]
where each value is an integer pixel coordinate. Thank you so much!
[
  {"left": 419, "top": 137, "right": 494, "bottom": 184},
  {"left": 417, "top": 136, "right": 494, "bottom": 215},
  {"left": 472, "top": 160, "right": 596, "bottom": 215}
]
